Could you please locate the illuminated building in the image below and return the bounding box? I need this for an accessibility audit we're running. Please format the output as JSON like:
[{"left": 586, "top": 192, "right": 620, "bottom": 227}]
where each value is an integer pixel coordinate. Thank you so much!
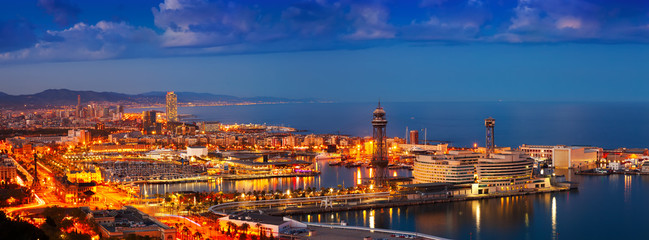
[
  {"left": 82, "top": 206, "right": 176, "bottom": 240},
  {"left": 471, "top": 151, "right": 549, "bottom": 194},
  {"left": 642, "top": 161, "right": 649, "bottom": 173},
  {"left": 399, "top": 143, "right": 448, "bottom": 153},
  {"left": 142, "top": 111, "right": 161, "bottom": 135},
  {"left": 0, "top": 156, "right": 17, "bottom": 184},
  {"left": 198, "top": 121, "right": 221, "bottom": 132},
  {"left": 185, "top": 145, "right": 208, "bottom": 158},
  {"left": 219, "top": 210, "right": 307, "bottom": 237},
  {"left": 413, "top": 150, "right": 481, "bottom": 184},
  {"left": 55, "top": 176, "right": 97, "bottom": 203},
  {"left": 519, "top": 144, "right": 555, "bottom": 160},
  {"left": 166, "top": 91, "right": 178, "bottom": 122},
  {"left": 67, "top": 166, "right": 102, "bottom": 183},
  {"left": 409, "top": 130, "right": 419, "bottom": 144},
  {"left": 76, "top": 94, "right": 82, "bottom": 118},
  {"left": 89, "top": 144, "right": 149, "bottom": 153},
  {"left": 520, "top": 144, "right": 601, "bottom": 169},
  {"left": 68, "top": 129, "right": 91, "bottom": 145},
  {"left": 552, "top": 146, "right": 600, "bottom": 169}
]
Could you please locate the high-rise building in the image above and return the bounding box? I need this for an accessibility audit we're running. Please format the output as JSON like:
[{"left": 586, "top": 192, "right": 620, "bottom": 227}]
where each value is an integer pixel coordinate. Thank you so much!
[
  {"left": 371, "top": 101, "right": 388, "bottom": 186},
  {"left": 76, "top": 95, "right": 82, "bottom": 118},
  {"left": 409, "top": 130, "right": 419, "bottom": 144},
  {"left": 166, "top": 92, "right": 178, "bottom": 122},
  {"left": 142, "top": 111, "right": 160, "bottom": 135}
]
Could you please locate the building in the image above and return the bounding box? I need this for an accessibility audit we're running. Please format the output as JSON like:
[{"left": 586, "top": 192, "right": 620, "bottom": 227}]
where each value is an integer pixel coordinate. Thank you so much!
[
  {"left": 609, "top": 162, "right": 623, "bottom": 171},
  {"left": 641, "top": 161, "right": 649, "bottom": 173},
  {"left": 399, "top": 143, "right": 448, "bottom": 153},
  {"left": 409, "top": 130, "right": 419, "bottom": 144},
  {"left": 198, "top": 121, "right": 221, "bottom": 132},
  {"left": 0, "top": 156, "right": 17, "bottom": 184},
  {"left": 142, "top": 111, "right": 160, "bottom": 135},
  {"left": 552, "top": 146, "right": 600, "bottom": 169},
  {"left": 68, "top": 129, "right": 91, "bottom": 145},
  {"left": 82, "top": 206, "right": 176, "bottom": 240},
  {"left": 413, "top": 150, "right": 481, "bottom": 184},
  {"left": 472, "top": 151, "right": 550, "bottom": 194},
  {"left": 55, "top": 175, "right": 97, "bottom": 203},
  {"left": 219, "top": 210, "right": 306, "bottom": 237},
  {"left": 67, "top": 167, "right": 102, "bottom": 183},
  {"left": 166, "top": 92, "right": 178, "bottom": 122},
  {"left": 519, "top": 144, "right": 555, "bottom": 160},
  {"left": 185, "top": 146, "right": 208, "bottom": 158},
  {"left": 520, "top": 144, "right": 601, "bottom": 169},
  {"left": 90, "top": 144, "right": 149, "bottom": 153}
]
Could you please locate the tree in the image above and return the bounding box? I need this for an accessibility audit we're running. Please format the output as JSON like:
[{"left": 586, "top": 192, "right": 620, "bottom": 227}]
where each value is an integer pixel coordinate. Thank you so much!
[
  {"left": 182, "top": 226, "right": 191, "bottom": 240},
  {"left": 239, "top": 222, "right": 250, "bottom": 239},
  {"left": 193, "top": 231, "right": 202, "bottom": 240},
  {"left": 255, "top": 222, "right": 263, "bottom": 237}
]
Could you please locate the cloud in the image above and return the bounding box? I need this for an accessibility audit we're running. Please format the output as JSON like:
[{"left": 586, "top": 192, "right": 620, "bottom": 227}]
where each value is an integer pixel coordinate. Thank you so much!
[
  {"left": 0, "top": 21, "right": 159, "bottom": 62},
  {"left": 2, "top": 0, "right": 649, "bottom": 63},
  {"left": 37, "top": 0, "right": 81, "bottom": 27},
  {"left": 345, "top": 4, "right": 395, "bottom": 40}
]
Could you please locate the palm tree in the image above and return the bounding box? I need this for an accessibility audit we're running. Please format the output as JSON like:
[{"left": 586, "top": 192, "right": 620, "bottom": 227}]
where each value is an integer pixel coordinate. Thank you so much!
[
  {"left": 193, "top": 231, "right": 203, "bottom": 240},
  {"left": 239, "top": 222, "right": 250, "bottom": 234},
  {"left": 255, "top": 222, "right": 263, "bottom": 237},
  {"left": 227, "top": 221, "right": 238, "bottom": 236},
  {"left": 182, "top": 226, "right": 191, "bottom": 240}
]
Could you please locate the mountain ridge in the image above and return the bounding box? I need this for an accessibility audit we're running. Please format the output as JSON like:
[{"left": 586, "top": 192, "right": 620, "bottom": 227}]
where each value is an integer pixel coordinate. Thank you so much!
[{"left": 0, "top": 89, "right": 317, "bottom": 109}]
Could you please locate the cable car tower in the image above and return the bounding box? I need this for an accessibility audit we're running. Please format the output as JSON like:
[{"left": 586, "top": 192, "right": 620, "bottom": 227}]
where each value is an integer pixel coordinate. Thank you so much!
[
  {"left": 371, "top": 101, "right": 389, "bottom": 186},
  {"left": 485, "top": 117, "right": 495, "bottom": 155}
]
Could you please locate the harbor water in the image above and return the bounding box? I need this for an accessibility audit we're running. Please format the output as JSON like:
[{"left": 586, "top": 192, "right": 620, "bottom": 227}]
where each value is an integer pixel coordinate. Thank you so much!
[{"left": 131, "top": 102, "right": 649, "bottom": 239}]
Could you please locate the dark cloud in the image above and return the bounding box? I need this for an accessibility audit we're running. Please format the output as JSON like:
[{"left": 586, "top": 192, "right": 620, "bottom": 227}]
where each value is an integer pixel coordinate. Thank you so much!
[
  {"left": 0, "top": 19, "right": 37, "bottom": 52},
  {"left": 38, "top": 0, "right": 81, "bottom": 27},
  {"left": 2, "top": 0, "right": 649, "bottom": 62}
]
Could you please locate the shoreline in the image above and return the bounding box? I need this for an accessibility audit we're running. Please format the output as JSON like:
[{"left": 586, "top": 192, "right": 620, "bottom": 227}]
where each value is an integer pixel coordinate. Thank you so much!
[{"left": 272, "top": 187, "right": 573, "bottom": 216}]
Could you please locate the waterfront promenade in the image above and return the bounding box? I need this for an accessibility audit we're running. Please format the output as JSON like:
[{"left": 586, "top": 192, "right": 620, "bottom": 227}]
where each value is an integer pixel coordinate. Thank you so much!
[{"left": 209, "top": 186, "right": 572, "bottom": 215}]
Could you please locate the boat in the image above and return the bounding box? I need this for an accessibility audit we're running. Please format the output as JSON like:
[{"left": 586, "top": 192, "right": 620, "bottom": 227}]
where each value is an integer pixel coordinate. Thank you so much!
[
  {"left": 345, "top": 162, "right": 362, "bottom": 168},
  {"left": 315, "top": 152, "right": 342, "bottom": 161},
  {"left": 576, "top": 168, "right": 610, "bottom": 176},
  {"left": 328, "top": 161, "right": 342, "bottom": 166}
]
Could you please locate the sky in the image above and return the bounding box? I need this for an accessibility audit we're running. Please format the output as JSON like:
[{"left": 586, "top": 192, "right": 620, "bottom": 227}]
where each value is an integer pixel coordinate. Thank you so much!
[{"left": 0, "top": 0, "right": 648, "bottom": 101}]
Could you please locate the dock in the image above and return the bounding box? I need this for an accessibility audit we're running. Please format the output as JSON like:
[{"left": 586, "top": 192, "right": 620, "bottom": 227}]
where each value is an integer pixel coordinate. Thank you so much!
[{"left": 209, "top": 187, "right": 574, "bottom": 217}]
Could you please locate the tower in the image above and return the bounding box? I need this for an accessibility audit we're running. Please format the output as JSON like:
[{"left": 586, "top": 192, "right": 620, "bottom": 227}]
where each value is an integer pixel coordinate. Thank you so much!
[
  {"left": 32, "top": 153, "right": 38, "bottom": 188},
  {"left": 76, "top": 95, "right": 82, "bottom": 118},
  {"left": 166, "top": 92, "right": 178, "bottom": 122},
  {"left": 409, "top": 130, "right": 419, "bottom": 145},
  {"left": 485, "top": 117, "right": 495, "bottom": 154},
  {"left": 371, "top": 101, "right": 388, "bottom": 186}
]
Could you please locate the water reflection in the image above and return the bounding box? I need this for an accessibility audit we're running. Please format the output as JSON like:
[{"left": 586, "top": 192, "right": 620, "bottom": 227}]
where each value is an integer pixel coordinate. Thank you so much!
[
  {"left": 624, "top": 175, "right": 632, "bottom": 203},
  {"left": 551, "top": 196, "right": 557, "bottom": 240},
  {"left": 473, "top": 201, "right": 480, "bottom": 234},
  {"left": 141, "top": 158, "right": 411, "bottom": 195},
  {"left": 295, "top": 193, "right": 538, "bottom": 239}
]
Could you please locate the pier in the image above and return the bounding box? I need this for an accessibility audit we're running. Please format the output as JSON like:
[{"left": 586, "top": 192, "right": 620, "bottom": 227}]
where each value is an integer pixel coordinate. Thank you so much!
[{"left": 209, "top": 186, "right": 573, "bottom": 216}]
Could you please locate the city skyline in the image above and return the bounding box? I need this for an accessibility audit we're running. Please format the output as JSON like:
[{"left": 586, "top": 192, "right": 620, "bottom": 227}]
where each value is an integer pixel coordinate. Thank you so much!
[{"left": 1, "top": 0, "right": 649, "bottom": 101}]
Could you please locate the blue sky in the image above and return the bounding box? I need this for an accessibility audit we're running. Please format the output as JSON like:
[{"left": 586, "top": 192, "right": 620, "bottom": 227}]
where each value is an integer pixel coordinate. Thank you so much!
[{"left": 0, "top": 0, "right": 648, "bottom": 101}]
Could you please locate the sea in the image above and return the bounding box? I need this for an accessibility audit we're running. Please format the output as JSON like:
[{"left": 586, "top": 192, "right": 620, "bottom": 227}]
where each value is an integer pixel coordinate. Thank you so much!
[{"left": 129, "top": 102, "right": 649, "bottom": 240}]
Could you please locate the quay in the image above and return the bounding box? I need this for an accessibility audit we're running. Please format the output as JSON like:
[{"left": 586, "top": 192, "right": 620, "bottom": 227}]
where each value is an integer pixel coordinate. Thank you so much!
[
  {"left": 126, "top": 172, "right": 321, "bottom": 184},
  {"left": 220, "top": 171, "right": 320, "bottom": 180},
  {"left": 209, "top": 186, "right": 574, "bottom": 216},
  {"left": 305, "top": 223, "right": 450, "bottom": 240}
]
